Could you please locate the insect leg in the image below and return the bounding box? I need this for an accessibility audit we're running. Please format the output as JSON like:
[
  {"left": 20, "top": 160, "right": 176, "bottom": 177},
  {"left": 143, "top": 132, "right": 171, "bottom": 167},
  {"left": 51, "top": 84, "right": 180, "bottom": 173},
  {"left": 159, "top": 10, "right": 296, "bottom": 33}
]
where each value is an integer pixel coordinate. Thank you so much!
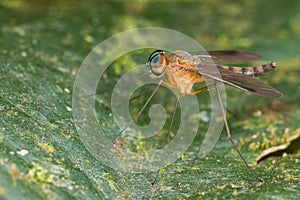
[
  {"left": 190, "top": 84, "right": 216, "bottom": 95},
  {"left": 151, "top": 94, "right": 181, "bottom": 185},
  {"left": 213, "top": 82, "right": 263, "bottom": 182},
  {"left": 111, "top": 80, "right": 163, "bottom": 142}
]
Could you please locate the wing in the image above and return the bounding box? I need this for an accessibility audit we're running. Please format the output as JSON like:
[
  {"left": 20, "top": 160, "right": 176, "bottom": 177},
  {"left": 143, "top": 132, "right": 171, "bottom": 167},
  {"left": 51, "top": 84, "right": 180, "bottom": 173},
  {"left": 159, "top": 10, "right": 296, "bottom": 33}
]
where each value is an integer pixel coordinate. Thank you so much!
[
  {"left": 193, "top": 50, "right": 262, "bottom": 64},
  {"left": 190, "top": 65, "right": 282, "bottom": 99}
]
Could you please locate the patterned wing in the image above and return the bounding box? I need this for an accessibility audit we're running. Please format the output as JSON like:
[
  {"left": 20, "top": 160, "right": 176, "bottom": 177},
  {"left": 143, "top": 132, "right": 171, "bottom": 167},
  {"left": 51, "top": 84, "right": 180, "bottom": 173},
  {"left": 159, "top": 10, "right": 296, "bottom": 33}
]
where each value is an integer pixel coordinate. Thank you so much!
[{"left": 193, "top": 50, "right": 262, "bottom": 65}]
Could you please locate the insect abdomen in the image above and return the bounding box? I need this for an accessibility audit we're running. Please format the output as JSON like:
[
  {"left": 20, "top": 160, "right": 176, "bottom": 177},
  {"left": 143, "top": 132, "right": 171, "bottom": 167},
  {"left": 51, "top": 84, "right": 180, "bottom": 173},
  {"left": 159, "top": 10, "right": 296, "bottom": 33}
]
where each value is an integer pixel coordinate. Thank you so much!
[{"left": 219, "top": 62, "right": 277, "bottom": 77}]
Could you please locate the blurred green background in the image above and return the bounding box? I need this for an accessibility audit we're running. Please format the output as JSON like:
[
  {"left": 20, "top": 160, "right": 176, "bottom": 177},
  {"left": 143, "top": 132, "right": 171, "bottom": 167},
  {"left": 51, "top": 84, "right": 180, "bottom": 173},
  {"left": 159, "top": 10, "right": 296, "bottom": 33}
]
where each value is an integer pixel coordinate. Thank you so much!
[{"left": 0, "top": 0, "right": 299, "bottom": 199}]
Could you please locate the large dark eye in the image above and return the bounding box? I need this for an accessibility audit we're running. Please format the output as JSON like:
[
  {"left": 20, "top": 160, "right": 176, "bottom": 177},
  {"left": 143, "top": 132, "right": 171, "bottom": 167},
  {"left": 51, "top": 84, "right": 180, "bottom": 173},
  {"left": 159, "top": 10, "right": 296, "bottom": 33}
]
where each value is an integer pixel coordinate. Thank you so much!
[{"left": 147, "top": 50, "right": 167, "bottom": 77}]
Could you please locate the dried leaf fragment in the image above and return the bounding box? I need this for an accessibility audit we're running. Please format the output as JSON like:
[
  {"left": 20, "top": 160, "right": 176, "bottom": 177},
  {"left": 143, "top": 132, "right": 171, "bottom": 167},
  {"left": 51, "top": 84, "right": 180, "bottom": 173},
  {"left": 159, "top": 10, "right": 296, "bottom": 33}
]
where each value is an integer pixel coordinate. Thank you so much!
[{"left": 255, "top": 130, "right": 300, "bottom": 165}]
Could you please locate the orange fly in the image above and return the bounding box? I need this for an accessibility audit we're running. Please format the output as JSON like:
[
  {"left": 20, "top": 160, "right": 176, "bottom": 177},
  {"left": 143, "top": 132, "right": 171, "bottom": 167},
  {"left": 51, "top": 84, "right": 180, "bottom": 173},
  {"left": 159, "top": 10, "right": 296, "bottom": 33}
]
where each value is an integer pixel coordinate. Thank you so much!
[{"left": 146, "top": 49, "right": 282, "bottom": 183}]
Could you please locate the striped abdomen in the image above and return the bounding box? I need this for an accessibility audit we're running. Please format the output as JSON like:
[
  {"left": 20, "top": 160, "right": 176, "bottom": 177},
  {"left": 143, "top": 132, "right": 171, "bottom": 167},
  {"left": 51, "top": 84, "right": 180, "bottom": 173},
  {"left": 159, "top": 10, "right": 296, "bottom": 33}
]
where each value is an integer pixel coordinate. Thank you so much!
[{"left": 218, "top": 62, "right": 277, "bottom": 77}]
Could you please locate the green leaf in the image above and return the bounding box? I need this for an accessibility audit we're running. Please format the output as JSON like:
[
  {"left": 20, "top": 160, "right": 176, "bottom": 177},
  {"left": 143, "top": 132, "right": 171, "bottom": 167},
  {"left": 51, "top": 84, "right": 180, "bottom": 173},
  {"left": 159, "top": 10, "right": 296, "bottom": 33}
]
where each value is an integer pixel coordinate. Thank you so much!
[{"left": 1, "top": 1, "right": 299, "bottom": 199}]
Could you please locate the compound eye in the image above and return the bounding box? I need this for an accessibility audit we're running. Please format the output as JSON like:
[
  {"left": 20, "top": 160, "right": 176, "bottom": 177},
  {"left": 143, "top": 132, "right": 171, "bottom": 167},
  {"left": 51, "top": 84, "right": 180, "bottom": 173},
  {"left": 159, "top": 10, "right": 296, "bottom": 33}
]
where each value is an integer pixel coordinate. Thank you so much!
[{"left": 147, "top": 50, "right": 167, "bottom": 77}]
